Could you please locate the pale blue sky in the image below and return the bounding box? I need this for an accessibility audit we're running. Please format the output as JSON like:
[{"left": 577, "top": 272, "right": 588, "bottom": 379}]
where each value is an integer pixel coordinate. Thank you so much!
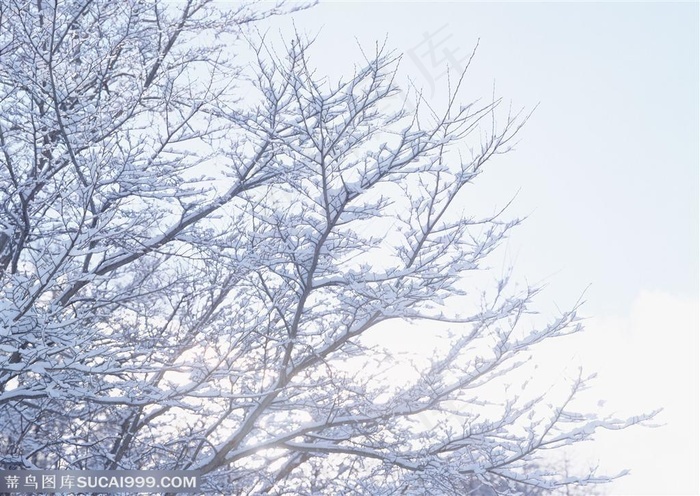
[{"left": 274, "top": 1, "right": 699, "bottom": 317}]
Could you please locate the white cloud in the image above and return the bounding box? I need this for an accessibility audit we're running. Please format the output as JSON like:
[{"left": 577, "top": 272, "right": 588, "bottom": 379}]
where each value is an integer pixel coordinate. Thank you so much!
[{"left": 570, "top": 290, "right": 699, "bottom": 495}]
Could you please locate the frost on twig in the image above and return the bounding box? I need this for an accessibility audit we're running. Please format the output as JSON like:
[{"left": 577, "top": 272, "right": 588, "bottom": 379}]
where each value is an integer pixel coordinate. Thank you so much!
[{"left": 0, "top": 2, "right": 652, "bottom": 494}]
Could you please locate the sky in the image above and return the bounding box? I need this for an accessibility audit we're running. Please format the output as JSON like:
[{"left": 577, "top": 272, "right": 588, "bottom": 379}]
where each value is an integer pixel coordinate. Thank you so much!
[{"left": 229, "top": 1, "right": 700, "bottom": 494}]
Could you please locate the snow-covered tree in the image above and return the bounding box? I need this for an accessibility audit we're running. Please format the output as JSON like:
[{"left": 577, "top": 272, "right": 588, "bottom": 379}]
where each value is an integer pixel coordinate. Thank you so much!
[{"left": 0, "top": 0, "right": 652, "bottom": 494}]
